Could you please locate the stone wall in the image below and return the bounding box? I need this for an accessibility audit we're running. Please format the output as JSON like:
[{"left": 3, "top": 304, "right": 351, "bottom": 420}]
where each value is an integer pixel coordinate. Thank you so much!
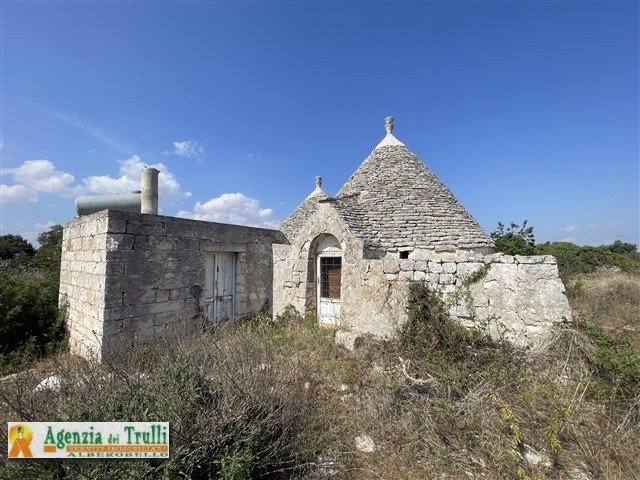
[
  {"left": 372, "top": 253, "right": 572, "bottom": 347},
  {"left": 59, "top": 212, "right": 110, "bottom": 359},
  {"left": 272, "top": 206, "right": 572, "bottom": 348},
  {"left": 61, "top": 209, "right": 285, "bottom": 360}
]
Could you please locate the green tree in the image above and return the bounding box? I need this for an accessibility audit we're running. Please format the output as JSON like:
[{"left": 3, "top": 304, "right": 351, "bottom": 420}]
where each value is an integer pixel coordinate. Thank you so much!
[
  {"left": 490, "top": 220, "right": 536, "bottom": 255},
  {"left": 0, "top": 234, "right": 36, "bottom": 260},
  {"left": 33, "top": 225, "right": 63, "bottom": 272},
  {"left": 600, "top": 240, "right": 639, "bottom": 260},
  {"left": 0, "top": 225, "right": 66, "bottom": 372}
]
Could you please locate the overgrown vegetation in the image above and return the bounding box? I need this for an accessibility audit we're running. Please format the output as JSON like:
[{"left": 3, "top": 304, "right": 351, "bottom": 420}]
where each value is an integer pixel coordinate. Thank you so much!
[
  {"left": 2, "top": 272, "right": 638, "bottom": 479},
  {"left": 1, "top": 220, "right": 638, "bottom": 478},
  {"left": 0, "top": 226, "right": 67, "bottom": 374},
  {"left": 491, "top": 220, "right": 640, "bottom": 281}
]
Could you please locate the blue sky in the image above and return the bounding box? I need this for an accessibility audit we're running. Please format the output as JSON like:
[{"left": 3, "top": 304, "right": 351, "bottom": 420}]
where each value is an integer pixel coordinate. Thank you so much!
[{"left": 1, "top": 1, "right": 638, "bottom": 246}]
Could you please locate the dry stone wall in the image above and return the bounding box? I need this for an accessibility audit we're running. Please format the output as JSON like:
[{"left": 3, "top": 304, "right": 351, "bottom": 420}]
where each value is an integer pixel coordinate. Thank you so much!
[
  {"left": 373, "top": 253, "right": 572, "bottom": 347},
  {"left": 61, "top": 209, "right": 284, "bottom": 360},
  {"left": 59, "top": 212, "right": 110, "bottom": 359},
  {"left": 273, "top": 205, "right": 572, "bottom": 348}
]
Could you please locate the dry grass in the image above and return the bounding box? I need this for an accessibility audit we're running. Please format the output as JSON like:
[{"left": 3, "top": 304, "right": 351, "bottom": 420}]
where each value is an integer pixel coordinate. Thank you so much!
[
  {"left": 1, "top": 273, "right": 639, "bottom": 479},
  {"left": 567, "top": 273, "right": 640, "bottom": 349}
]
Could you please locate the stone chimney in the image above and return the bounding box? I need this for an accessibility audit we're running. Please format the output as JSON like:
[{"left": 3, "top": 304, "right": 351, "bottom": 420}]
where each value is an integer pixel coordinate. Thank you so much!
[{"left": 141, "top": 167, "right": 159, "bottom": 215}]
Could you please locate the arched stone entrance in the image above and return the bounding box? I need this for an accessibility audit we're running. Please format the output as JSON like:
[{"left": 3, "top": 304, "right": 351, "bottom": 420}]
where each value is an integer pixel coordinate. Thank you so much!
[{"left": 306, "top": 234, "right": 342, "bottom": 325}]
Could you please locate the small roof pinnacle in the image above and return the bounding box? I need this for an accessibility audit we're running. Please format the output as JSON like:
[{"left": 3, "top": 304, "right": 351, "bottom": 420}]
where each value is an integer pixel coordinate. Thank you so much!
[
  {"left": 385, "top": 116, "right": 394, "bottom": 134},
  {"left": 375, "top": 116, "right": 405, "bottom": 149},
  {"left": 307, "top": 176, "right": 326, "bottom": 199}
]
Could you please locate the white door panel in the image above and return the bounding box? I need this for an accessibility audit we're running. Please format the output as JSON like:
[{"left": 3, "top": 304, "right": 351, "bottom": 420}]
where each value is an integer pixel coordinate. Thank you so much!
[{"left": 317, "top": 254, "right": 342, "bottom": 325}]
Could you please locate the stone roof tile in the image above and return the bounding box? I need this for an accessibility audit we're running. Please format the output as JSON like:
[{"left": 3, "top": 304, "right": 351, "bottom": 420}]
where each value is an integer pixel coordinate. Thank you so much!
[{"left": 335, "top": 144, "right": 493, "bottom": 250}]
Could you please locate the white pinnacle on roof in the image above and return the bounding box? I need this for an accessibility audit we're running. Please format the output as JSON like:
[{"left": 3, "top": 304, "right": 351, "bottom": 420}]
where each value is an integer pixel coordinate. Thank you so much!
[
  {"left": 306, "top": 176, "right": 326, "bottom": 199},
  {"left": 375, "top": 116, "right": 406, "bottom": 149}
]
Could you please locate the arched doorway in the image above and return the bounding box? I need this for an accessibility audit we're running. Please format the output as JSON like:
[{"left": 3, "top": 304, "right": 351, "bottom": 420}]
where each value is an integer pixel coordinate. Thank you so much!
[{"left": 313, "top": 234, "right": 342, "bottom": 325}]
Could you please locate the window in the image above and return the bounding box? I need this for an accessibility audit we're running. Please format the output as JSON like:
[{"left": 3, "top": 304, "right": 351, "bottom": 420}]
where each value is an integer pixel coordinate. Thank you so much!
[
  {"left": 320, "top": 256, "right": 342, "bottom": 299},
  {"left": 399, "top": 251, "right": 409, "bottom": 259}
]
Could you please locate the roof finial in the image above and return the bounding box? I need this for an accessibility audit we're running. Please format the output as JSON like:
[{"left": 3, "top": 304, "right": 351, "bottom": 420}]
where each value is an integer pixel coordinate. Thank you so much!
[
  {"left": 307, "top": 175, "right": 326, "bottom": 199},
  {"left": 375, "top": 116, "right": 405, "bottom": 149},
  {"left": 385, "top": 116, "right": 394, "bottom": 134}
]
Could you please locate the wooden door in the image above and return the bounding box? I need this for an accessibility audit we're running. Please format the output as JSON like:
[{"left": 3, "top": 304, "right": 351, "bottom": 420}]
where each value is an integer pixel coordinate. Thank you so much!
[{"left": 205, "top": 252, "right": 236, "bottom": 324}]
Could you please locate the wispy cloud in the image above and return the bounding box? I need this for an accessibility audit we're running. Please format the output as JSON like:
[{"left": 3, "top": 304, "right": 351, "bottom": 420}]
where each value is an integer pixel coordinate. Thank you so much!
[
  {"left": 163, "top": 140, "right": 204, "bottom": 162},
  {"left": 45, "top": 106, "right": 132, "bottom": 154},
  {"left": 563, "top": 224, "right": 579, "bottom": 232},
  {"left": 35, "top": 220, "right": 55, "bottom": 229},
  {"left": 560, "top": 236, "right": 575, "bottom": 242}
]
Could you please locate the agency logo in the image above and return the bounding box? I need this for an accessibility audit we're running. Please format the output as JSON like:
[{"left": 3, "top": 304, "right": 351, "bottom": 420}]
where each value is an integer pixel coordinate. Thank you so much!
[
  {"left": 7, "top": 422, "right": 169, "bottom": 459},
  {"left": 8, "top": 424, "right": 33, "bottom": 458}
]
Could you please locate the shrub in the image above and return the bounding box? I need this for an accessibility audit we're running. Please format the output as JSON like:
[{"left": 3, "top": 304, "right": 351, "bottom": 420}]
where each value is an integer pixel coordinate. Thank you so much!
[
  {"left": 399, "top": 282, "right": 485, "bottom": 360},
  {"left": 569, "top": 319, "right": 640, "bottom": 398},
  {"left": 535, "top": 242, "right": 640, "bottom": 281},
  {"left": 490, "top": 220, "right": 536, "bottom": 255},
  {"left": 0, "top": 225, "right": 66, "bottom": 373}
]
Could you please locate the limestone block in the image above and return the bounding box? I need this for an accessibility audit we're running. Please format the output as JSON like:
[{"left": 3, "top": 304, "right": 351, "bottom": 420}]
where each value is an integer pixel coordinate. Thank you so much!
[
  {"left": 147, "top": 235, "right": 176, "bottom": 251},
  {"left": 518, "top": 263, "right": 557, "bottom": 280},
  {"left": 414, "top": 260, "right": 427, "bottom": 271},
  {"left": 426, "top": 272, "right": 440, "bottom": 284},
  {"left": 456, "top": 262, "right": 484, "bottom": 278},
  {"left": 399, "top": 270, "right": 413, "bottom": 281},
  {"left": 515, "top": 255, "right": 544, "bottom": 264},
  {"left": 104, "top": 290, "right": 123, "bottom": 308},
  {"left": 335, "top": 330, "right": 363, "bottom": 351},
  {"left": 482, "top": 253, "right": 504, "bottom": 263},
  {"left": 400, "top": 259, "right": 415, "bottom": 271},
  {"left": 439, "top": 273, "right": 456, "bottom": 285},
  {"left": 428, "top": 261, "right": 443, "bottom": 273},
  {"left": 413, "top": 270, "right": 426, "bottom": 281},
  {"left": 355, "top": 435, "right": 376, "bottom": 453},
  {"left": 383, "top": 259, "right": 400, "bottom": 274},
  {"left": 442, "top": 262, "right": 457, "bottom": 274}
]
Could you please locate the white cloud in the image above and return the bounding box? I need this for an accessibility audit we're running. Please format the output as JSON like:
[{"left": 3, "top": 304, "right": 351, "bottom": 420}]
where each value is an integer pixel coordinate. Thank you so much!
[
  {"left": 35, "top": 220, "right": 55, "bottom": 229},
  {"left": 164, "top": 140, "right": 204, "bottom": 161},
  {"left": 0, "top": 184, "right": 39, "bottom": 204},
  {"left": 83, "top": 155, "right": 191, "bottom": 202},
  {"left": 560, "top": 236, "right": 575, "bottom": 242},
  {"left": 563, "top": 224, "right": 579, "bottom": 232},
  {"left": 4, "top": 160, "right": 84, "bottom": 197},
  {"left": 177, "top": 193, "right": 280, "bottom": 229},
  {"left": 588, "top": 224, "right": 599, "bottom": 228}
]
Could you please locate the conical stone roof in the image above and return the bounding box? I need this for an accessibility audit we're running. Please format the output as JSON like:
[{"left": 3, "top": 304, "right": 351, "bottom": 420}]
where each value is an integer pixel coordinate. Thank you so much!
[
  {"left": 280, "top": 118, "right": 494, "bottom": 251},
  {"left": 336, "top": 141, "right": 493, "bottom": 250}
]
